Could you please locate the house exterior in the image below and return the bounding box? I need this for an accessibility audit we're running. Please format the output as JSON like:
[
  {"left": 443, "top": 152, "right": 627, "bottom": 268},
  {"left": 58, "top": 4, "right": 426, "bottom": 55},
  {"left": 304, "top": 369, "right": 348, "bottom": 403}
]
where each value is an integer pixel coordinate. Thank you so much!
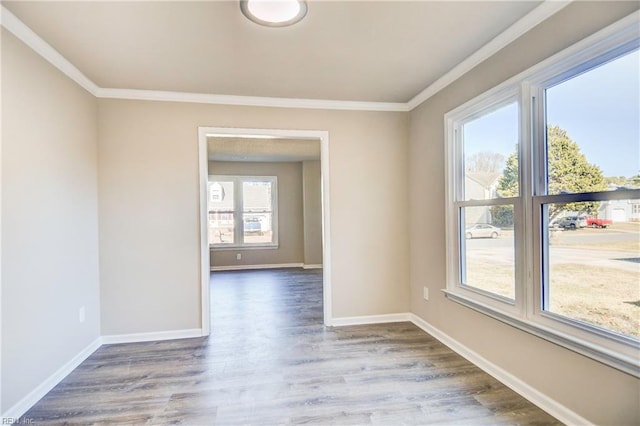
[
  {"left": 598, "top": 199, "right": 640, "bottom": 222},
  {"left": 464, "top": 172, "right": 501, "bottom": 225}
]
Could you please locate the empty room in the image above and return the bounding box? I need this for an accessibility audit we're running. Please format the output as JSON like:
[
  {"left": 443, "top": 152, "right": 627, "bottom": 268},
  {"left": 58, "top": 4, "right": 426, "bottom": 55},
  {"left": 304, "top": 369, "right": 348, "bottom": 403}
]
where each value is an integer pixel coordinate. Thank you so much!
[{"left": 1, "top": 1, "right": 639, "bottom": 424}]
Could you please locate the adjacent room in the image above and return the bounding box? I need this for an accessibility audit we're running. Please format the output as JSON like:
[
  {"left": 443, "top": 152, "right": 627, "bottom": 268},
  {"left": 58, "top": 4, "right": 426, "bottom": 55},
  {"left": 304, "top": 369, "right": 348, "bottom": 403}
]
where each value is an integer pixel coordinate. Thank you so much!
[{"left": 1, "top": 1, "right": 639, "bottom": 424}]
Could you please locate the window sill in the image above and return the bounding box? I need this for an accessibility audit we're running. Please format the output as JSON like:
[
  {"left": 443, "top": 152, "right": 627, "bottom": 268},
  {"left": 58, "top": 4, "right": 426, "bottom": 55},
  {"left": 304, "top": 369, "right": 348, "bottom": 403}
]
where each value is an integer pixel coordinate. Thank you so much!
[{"left": 443, "top": 289, "right": 640, "bottom": 378}]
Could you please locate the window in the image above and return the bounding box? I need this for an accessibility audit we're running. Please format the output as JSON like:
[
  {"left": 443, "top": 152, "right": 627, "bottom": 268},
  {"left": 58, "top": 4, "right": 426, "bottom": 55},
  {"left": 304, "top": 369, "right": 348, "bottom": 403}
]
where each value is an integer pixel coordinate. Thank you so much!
[
  {"left": 459, "top": 100, "right": 519, "bottom": 301},
  {"left": 445, "top": 14, "right": 639, "bottom": 376},
  {"left": 208, "top": 176, "right": 278, "bottom": 248}
]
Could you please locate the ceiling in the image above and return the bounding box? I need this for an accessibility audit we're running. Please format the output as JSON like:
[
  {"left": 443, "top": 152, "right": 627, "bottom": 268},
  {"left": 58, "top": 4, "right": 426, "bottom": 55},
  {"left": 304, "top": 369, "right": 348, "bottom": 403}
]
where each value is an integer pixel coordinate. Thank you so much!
[
  {"left": 208, "top": 137, "right": 320, "bottom": 162},
  {"left": 3, "top": 0, "right": 545, "bottom": 104}
]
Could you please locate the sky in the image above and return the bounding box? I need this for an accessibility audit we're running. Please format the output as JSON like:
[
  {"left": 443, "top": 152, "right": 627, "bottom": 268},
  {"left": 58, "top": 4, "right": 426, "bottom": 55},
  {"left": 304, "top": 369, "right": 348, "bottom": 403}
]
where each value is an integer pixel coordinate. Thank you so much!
[{"left": 464, "top": 49, "right": 640, "bottom": 178}]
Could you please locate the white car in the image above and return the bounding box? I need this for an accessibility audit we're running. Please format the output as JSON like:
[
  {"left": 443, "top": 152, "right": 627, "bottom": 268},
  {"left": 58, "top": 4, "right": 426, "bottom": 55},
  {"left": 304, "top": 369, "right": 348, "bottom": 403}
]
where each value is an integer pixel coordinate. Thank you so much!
[{"left": 465, "top": 224, "right": 500, "bottom": 239}]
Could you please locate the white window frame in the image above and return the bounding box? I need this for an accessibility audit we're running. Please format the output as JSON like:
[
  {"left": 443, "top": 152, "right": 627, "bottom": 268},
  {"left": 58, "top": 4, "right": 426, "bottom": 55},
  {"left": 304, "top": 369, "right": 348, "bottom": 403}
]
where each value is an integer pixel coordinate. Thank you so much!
[
  {"left": 209, "top": 175, "right": 278, "bottom": 250},
  {"left": 444, "top": 12, "right": 640, "bottom": 377}
]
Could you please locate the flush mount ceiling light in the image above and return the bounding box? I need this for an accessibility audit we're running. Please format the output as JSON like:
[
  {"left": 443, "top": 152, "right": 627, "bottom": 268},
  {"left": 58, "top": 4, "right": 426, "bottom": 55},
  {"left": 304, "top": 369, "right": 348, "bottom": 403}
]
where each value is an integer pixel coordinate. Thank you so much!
[{"left": 240, "top": 0, "right": 308, "bottom": 27}]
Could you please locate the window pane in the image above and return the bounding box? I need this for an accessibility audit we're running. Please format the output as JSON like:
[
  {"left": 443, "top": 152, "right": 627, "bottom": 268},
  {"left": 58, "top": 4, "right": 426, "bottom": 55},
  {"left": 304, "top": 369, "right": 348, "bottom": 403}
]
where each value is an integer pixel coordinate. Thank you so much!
[
  {"left": 242, "top": 181, "right": 273, "bottom": 244},
  {"left": 461, "top": 205, "right": 515, "bottom": 300},
  {"left": 243, "top": 213, "right": 273, "bottom": 244},
  {"left": 545, "top": 50, "right": 640, "bottom": 195},
  {"left": 545, "top": 200, "right": 640, "bottom": 339},
  {"left": 463, "top": 101, "right": 519, "bottom": 200},
  {"left": 209, "top": 181, "right": 234, "bottom": 245}
]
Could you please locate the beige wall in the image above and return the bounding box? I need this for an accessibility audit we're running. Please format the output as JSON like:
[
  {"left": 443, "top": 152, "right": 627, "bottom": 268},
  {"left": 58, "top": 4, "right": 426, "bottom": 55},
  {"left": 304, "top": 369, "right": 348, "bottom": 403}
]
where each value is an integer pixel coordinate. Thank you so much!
[
  {"left": 303, "top": 160, "right": 323, "bottom": 266},
  {"left": 98, "top": 99, "right": 410, "bottom": 334},
  {"left": 408, "top": 3, "right": 640, "bottom": 425},
  {"left": 1, "top": 31, "right": 100, "bottom": 412},
  {"left": 5, "top": 2, "right": 636, "bottom": 421},
  {"left": 208, "top": 161, "right": 304, "bottom": 267}
]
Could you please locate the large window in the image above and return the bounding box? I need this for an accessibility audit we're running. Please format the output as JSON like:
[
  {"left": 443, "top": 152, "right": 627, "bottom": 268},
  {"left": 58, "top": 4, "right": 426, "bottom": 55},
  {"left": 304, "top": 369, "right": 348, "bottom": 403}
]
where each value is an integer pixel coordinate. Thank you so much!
[
  {"left": 208, "top": 176, "right": 278, "bottom": 248},
  {"left": 445, "top": 15, "right": 639, "bottom": 376}
]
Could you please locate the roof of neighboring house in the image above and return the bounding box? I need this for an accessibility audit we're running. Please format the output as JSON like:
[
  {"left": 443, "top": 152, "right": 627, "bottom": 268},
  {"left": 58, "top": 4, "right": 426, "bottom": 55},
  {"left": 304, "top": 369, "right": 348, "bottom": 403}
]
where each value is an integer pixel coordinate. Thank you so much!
[{"left": 466, "top": 172, "right": 501, "bottom": 189}]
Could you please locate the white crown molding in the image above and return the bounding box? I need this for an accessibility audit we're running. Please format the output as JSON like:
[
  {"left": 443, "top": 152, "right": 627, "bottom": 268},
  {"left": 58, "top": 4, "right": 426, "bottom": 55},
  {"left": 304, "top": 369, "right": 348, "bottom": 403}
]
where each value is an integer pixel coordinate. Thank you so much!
[
  {"left": 406, "top": 0, "right": 572, "bottom": 110},
  {"left": 2, "top": 1, "right": 570, "bottom": 112},
  {"left": 96, "top": 88, "right": 409, "bottom": 112},
  {"left": 0, "top": 5, "right": 99, "bottom": 96}
]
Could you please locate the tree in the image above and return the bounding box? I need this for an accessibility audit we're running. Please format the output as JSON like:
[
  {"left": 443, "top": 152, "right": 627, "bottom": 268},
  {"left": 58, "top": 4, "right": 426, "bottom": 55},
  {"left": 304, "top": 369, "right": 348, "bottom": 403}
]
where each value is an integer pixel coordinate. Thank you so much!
[
  {"left": 605, "top": 176, "right": 628, "bottom": 187},
  {"left": 491, "top": 149, "right": 518, "bottom": 228},
  {"left": 497, "top": 150, "right": 519, "bottom": 198},
  {"left": 466, "top": 151, "right": 505, "bottom": 173},
  {"left": 495, "top": 125, "right": 606, "bottom": 220}
]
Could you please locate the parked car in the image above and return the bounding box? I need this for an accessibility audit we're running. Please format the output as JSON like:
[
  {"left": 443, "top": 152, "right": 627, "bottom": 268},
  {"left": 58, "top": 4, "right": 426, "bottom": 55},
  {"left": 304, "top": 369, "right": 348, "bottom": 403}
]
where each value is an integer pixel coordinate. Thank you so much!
[
  {"left": 465, "top": 224, "right": 500, "bottom": 239},
  {"left": 244, "top": 218, "right": 263, "bottom": 235},
  {"left": 584, "top": 215, "right": 612, "bottom": 228},
  {"left": 557, "top": 216, "right": 587, "bottom": 229}
]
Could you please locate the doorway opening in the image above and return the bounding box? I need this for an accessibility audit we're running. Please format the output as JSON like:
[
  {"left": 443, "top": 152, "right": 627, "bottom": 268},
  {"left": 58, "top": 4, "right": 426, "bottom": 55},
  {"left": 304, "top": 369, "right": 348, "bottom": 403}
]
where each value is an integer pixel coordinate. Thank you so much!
[{"left": 198, "top": 127, "right": 332, "bottom": 335}]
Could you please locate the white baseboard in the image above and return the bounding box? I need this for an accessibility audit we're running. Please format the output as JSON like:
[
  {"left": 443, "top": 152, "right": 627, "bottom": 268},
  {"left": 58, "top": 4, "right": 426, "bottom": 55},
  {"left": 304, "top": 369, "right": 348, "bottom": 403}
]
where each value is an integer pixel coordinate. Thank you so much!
[
  {"left": 408, "top": 314, "right": 592, "bottom": 426},
  {"left": 303, "top": 264, "right": 323, "bottom": 269},
  {"left": 101, "top": 328, "right": 204, "bottom": 345},
  {"left": 2, "top": 337, "right": 102, "bottom": 420},
  {"left": 210, "top": 263, "right": 303, "bottom": 272},
  {"left": 2, "top": 314, "right": 588, "bottom": 426},
  {"left": 330, "top": 312, "right": 411, "bottom": 327}
]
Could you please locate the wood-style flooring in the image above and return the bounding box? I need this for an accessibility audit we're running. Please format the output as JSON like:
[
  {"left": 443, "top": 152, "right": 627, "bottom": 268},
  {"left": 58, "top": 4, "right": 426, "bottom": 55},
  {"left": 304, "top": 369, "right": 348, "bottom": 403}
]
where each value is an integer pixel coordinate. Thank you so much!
[{"left": 22, "top": 268, "right": 561, "bottom": 425}]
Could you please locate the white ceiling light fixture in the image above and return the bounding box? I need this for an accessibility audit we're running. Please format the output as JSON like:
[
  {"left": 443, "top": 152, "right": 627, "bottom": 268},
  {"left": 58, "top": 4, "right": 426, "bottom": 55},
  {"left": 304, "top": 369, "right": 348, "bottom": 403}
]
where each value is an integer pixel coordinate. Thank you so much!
[{"left": 240, "top": 0, "right": 307, "bottom": 28}]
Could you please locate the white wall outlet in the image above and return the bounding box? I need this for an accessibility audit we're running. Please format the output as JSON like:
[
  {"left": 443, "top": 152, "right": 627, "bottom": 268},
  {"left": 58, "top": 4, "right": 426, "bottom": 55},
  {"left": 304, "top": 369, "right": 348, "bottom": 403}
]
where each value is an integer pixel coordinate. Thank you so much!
[
  {"left": 79, "top": 306, "right": 86, "bottom": 323},
  {"left": 423, "top": 287, "right": 429, "bottom": 301},
  {"left": 236, "top": 253, "right": 242, "bottom": 260}
]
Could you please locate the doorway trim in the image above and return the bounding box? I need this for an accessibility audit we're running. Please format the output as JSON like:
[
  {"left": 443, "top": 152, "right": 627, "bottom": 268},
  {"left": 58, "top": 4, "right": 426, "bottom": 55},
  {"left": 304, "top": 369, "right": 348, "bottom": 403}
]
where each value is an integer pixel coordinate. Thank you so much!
[{"left": 198, "top": 126, "right": 332, "bottom": 335}]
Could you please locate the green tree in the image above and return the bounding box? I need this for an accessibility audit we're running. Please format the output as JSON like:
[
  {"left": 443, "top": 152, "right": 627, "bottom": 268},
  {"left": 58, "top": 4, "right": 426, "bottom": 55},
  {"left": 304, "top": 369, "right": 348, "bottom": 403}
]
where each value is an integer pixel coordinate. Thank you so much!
[
  {"left": 497, "top": 150, "right": 519, "bottom": 198},
  {"left": 490, "top": 150, "right": 518, "bottom": 228},
  {"left": 496, "top": 125, "right": 606, "bottom": 220},
  {"left": 605, "top": 176, "right": 628, "bottom": 186}
]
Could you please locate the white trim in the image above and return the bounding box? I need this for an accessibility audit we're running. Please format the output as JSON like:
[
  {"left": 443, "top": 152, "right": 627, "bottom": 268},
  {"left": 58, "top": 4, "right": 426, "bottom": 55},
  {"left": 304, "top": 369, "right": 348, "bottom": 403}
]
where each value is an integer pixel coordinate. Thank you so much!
[
  {"left": 208, "top": 174, "right": 279, "bottom": 249},
  {"left": 210, "top": 263, "right": 303, "bottom": 272},
  {"left": 443, "top": 10, "right": 640, "bottom": 377},
  {"left": 0, "top": 2, "right": 569, "bottom": 113},
  {"left": 97, "top": 88, "right": 408, "bottom": 112},
  {"left": 406, "top": 1, "right": 571, "bottom": 110},
  {"left": 0, "top": 316, "right": 594, "bottom": 424},
  {"left": 329, "top": 313, "right": 411, "bottom": 327},
  {"left": 198, "top": 132, "right": 211, "bottom": 337},
  {"left": 0, "top": 6, "right": 99, "bottom": 96},
  {"left": 303, "top": 264, "right": 323, "bottom": 270},
  {"left": 409, "top": 314, "right": 593, "bottom": 426},
  {"left": 443, "top": 290, "right": 640, "bottom": 377},
  {"left": 442, "top": 11, "right": 640, "bottom": 120},
  {"left": 1, "top": 337, "right": 102, "bottom": 420},
  {"left": 100, "top": 328, "right": 204, "bottom": 345},
  {"left": 199, "top": 127, "right": 332, "bottom": 330}
]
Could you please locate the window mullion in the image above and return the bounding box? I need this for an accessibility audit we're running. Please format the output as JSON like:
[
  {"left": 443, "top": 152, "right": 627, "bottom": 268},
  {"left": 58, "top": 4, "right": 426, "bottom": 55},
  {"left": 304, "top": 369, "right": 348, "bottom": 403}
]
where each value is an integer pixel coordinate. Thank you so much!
[{"left": 516, "top": 83, "right": 532, "bottom": 319}]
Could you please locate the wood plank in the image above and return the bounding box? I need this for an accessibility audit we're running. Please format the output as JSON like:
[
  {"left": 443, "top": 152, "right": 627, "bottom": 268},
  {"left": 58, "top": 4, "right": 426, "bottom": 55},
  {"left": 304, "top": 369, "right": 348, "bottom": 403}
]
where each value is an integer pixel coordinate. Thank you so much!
[{"left": 21, "top": 268, "right": 561, "bottom": 425}]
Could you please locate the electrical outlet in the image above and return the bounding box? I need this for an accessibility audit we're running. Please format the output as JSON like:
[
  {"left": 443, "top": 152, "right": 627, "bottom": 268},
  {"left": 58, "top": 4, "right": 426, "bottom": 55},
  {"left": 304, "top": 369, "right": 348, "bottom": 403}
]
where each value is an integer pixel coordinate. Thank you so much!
[
  {"left": 423, "top": 287, "right": 429, "bottom": 301},
  {"left": 236, "top": 253, "right": 242, "bottom": 260},
  {"left": 79, "top": 306, "right": 86, "bottom": 323}
]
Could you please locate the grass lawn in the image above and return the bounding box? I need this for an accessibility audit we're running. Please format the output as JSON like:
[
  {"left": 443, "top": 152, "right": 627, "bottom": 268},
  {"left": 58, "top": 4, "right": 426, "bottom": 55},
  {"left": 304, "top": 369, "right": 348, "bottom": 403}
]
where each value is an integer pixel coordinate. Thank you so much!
[
  {"left": 465, "top": 260, "right": 639, "bottom": 339},
  {"left": 548, "top": 263, "right": 639, "bottom": 338}
]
